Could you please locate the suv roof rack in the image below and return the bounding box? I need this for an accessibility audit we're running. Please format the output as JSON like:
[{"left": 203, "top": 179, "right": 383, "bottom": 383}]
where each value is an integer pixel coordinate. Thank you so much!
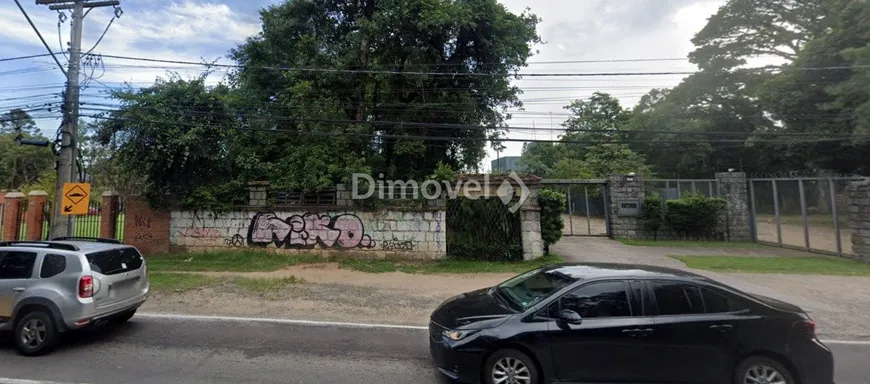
[
  {"left": 0, "top": 241, "right": 79, "bottom": 251},
  {"left": 50, "top": 237, "right": 123, "bottom": 244}
]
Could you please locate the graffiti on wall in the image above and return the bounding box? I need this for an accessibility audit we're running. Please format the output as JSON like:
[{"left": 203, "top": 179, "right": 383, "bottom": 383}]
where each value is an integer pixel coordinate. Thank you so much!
[
  {"left": 177, "top": 228, "right": 223, "bottom": 238},
  {"left": 247, "top": 212, "right": 375, "bottom": 249},
  {"left": 382, "top": 237, "right": 416, "bottom": 251}
]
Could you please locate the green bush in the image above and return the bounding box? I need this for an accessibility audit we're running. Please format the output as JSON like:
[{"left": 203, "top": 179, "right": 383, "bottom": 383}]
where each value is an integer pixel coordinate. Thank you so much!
[
  {"left": 539, "top": 189, "right": 566, "bottom": 253},
  {"left": 641, "top": 194, "right": 664, "bottom": 240},
  {"left": 665, "top": 193, "right": 727, "bottom": 240},
  {"left": 446, "top": 198, "right": 524, "bottom": 262}
]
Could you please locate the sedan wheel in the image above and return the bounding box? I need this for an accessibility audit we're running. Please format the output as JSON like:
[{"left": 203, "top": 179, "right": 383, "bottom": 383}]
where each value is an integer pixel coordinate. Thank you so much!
[
  {"left": 485, "top": 349, "right": 538, "bottom": 384},
  {"left": 736, "top": 357, "right": 793, "bottom": 384}
]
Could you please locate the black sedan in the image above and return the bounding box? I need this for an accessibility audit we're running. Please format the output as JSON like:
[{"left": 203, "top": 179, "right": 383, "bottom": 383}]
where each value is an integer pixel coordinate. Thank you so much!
[{"left": 429, "top": 262, "right": 834, "bottom": 384}]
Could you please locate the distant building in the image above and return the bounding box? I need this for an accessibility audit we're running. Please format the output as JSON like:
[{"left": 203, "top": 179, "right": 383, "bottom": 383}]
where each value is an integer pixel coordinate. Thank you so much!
[{"left": 491, "top": 156, "right": 522, "bottom": 172}]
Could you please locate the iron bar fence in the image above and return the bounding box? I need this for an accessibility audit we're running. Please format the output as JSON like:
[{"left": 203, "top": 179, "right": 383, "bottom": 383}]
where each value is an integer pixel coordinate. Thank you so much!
[
  {"left": 644, "top": 179, "right": 720, "bottom": 199},
  {"left": 15, "top": 202, "right": 26, "bottom": 241},
  {"left": 749, "top": 177, "right": 866, "bottom": 257}
]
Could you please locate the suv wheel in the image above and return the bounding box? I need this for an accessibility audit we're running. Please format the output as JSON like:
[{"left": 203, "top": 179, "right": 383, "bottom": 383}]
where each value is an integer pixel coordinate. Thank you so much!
[{"left": 14, "top": 310, "right": 59, "bottom": 356}]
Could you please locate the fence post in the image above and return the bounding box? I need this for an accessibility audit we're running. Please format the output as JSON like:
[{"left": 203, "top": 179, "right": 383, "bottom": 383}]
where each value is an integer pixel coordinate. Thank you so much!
[
  {"left": 715, "top": 172, "right": 752, "bottom": 242},
  {"left": 831, "top": 179, "right": 843, "bottom": 257},
  {"left": 24, "top": 191, "right": 49, "bottom": 241},
  {"left": 772, "top": 180, "right": 783, "bottom": 246},
  {"left": 0, "top": 191, "right": 5, "bottom": 239},
  {"left": 2, "top": 192, "right": 25, "bottom": 241},
  {"left": 100, "top": 191, "right": 120, "bottom": 239},
  {"left": 566, "top": 185, "right": 574, "bottom": 236},
  {"left": 798, "top": 180, "right": 810, "bottom": 251}
]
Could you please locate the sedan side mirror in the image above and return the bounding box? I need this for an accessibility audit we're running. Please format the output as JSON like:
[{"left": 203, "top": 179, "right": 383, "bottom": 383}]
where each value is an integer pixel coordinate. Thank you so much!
[{"left": 558, "top": 309, "right": 583, "bottom": 325}]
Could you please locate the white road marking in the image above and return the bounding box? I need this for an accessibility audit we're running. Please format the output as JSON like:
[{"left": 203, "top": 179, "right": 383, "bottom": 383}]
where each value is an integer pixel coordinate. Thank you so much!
[
  {"left": 823, "top": 339, "right": 870, "bottom": 345},
  {"left": 138, "top": 312, "right": 429, "bottom": 330},
  {"left": 0, "top": 379, "right": 90, "bottom": 384},
  {"left": 139, "top": 312, "right": 870, "bottom": 345}
]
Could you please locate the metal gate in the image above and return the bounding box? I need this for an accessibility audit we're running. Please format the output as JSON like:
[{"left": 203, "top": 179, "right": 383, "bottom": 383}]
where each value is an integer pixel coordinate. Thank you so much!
[
  {"left": 749, "top": 177, "right": 866, "bottom": 257},
  {"left": 541, "top": 180, "right": 611, "bottom": 237}
]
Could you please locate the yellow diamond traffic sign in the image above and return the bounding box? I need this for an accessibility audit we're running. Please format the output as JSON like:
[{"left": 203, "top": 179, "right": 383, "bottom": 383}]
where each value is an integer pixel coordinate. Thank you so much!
[{"left": 62, "top": 183, "right": 91, "bottom": 215}]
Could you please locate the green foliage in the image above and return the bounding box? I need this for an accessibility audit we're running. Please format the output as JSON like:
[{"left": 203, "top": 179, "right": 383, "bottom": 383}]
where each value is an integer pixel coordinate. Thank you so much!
[
  {"left": 665, "top": 193, "right": 728, "bottom": 240},
  {"left": 231, "top": 0, "right": 542, "bottom": 181},
  {"left": 518, "top": 92, "right": 652, "bottom": 179},
  {"left": 641, "top": 195, "right": 664, "bottom": 240},
  {"left": 538, "top": 189, "right": 565, "bottom": 253},
  {"left": 446, "top": 198, "right": 523, "bottom": 262},
  {"left": 0, "top": 109, "right": 54, "bottom": 190}
]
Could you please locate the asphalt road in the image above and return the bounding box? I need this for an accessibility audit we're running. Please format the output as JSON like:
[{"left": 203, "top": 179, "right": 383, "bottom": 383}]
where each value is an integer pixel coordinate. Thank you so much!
[{"left": 0, "top": 315, "right": 867, "bottom": 384}]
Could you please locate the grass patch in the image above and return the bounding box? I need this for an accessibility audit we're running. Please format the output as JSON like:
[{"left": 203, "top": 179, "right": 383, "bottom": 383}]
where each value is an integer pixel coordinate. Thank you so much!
[
  {"left": 617, "top": 238, "right": 762, "bottom": 249},
  {"left": 147, "top": 250, "right": 324, "bottom": 272},
  {"left": 670, "top": 255, "right": 870, "bottom": 276},
  {"left": 233, "top": 276, "right": 304, "bottom": 293},
  {"left": 339, "top": 254, "right": 564, "bottom": 274},
  {"left": 149, "top": 272, "right": 224, "bottom": 292}
]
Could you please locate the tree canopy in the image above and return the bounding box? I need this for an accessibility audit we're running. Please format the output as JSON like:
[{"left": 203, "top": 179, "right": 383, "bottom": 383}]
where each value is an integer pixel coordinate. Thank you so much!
[{"left": 99, "top": 0, "right": 541, "bottom": 208}]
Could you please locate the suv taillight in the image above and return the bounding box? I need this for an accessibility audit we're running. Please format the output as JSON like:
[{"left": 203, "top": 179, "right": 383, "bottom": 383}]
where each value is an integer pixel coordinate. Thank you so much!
[{"left": 79, "top": 275, "right": 94, "bottom": 298}]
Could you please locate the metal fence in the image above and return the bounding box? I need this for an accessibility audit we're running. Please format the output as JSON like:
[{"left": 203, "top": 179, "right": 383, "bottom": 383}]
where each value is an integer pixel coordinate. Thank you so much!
[
  {"left": 644, "top": 179, "right": 720, "bottom": 199},
  {"left": 749, "top": 177, "right": 865, "bottom": 257},
  {"left": 541, "top": 181, "right": 610, "bottom": 237}
]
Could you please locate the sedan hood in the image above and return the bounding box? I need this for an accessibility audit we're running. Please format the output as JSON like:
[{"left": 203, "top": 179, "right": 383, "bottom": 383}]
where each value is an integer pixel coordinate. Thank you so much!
[{"left": 431, "top": 288, "right": 515, "bottom": 329}]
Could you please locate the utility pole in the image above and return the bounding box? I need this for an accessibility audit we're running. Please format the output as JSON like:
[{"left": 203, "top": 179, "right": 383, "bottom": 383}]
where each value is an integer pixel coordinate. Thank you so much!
[{"left": 33, "top": 0, "right": 120, "bottom": 238}]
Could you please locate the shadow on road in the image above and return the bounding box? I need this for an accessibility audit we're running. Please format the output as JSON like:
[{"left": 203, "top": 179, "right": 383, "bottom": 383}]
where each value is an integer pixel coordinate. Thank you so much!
[{"left": 0, "top": 320, "right": 142, "bottom": 355}]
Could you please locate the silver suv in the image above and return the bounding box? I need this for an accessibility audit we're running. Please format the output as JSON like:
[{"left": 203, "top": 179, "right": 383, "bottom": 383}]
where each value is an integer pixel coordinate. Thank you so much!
[{"left": 0, "top": 237, "right": 150, "bottom": 356}]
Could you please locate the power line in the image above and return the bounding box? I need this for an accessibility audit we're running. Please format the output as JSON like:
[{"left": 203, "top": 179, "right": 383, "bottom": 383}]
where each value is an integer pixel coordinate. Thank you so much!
[
  {"left": 0, "top": 53, "right": 55, "bottom": 63},
  {"left": 83, "top": 114, "right": 864, "bottom": 145},
  {"left": 76, "top": 105, "right": 870, "bottom": 139}
]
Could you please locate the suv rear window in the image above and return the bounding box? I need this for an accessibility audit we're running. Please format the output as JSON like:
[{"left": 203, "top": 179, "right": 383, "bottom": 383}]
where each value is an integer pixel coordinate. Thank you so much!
[{"left": 86, "top": 247, "right": 143, "bottom": 275}]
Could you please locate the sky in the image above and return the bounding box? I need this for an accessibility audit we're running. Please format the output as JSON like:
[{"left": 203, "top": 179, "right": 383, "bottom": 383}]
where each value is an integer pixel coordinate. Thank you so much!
[{"left": 0, "top": 0, "right": 725, "bottom": 170}]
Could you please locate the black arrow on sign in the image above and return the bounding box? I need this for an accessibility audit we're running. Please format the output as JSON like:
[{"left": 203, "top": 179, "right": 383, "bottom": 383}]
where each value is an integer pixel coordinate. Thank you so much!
[{"left": 64, "top": 205, "right": 73, "bottom": 213}]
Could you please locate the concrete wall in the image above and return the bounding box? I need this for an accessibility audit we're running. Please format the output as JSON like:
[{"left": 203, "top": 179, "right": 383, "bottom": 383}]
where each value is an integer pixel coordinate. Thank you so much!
[{"left": 169, "top": 209, "right": 447, "bottom": 259}]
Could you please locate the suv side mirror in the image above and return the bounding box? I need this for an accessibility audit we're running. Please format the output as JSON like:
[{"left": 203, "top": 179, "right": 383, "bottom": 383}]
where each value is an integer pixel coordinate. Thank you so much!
[{"left": 558, "top": 309, "right": 583, "bottom": 325}]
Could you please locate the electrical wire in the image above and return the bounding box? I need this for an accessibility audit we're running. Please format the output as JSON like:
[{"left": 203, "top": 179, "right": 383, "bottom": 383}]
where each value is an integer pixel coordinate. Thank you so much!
[
  {"left": 75, "top": 104, "right": 870, "bottom": 139},
  {"left": 0, "top": 53, "right": 55, "bottom": 63}
]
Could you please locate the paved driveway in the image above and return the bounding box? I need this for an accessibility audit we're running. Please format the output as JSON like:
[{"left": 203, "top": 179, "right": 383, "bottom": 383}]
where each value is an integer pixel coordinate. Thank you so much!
[{"left": 551, "top": 237, "right": 870, "bottom": 341}]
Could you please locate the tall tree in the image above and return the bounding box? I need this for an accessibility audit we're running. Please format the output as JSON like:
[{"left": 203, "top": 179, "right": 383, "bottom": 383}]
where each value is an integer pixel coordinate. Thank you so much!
[{"left": 231, "top": 0, "right": 541, "bottom": 181}]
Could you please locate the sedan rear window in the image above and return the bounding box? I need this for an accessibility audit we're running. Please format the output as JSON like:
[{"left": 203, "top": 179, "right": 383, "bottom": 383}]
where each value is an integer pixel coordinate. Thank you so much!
[{"left": 86, "top": 247, "right": 143, "bottom": 275}]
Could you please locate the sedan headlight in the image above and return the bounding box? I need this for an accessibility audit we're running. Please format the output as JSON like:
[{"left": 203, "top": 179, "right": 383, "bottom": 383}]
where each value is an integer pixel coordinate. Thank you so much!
[{"left": 442, "top": 329, "right": 477, "bottom": 341}]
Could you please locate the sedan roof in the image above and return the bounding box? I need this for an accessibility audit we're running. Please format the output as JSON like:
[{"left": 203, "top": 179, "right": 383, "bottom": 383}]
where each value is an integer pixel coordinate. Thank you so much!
[{"left": 539, "top": 262, "right": 709, "bottom": 281}]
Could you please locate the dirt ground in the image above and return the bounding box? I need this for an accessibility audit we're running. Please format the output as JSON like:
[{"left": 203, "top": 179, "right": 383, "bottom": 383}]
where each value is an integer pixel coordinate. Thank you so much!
[
  {"left": 755, "top": 220, "right": 853, "bottom": 255},
  {"left": 142, "top": 238, "right": 870, "bottom": 340},
  {"left": 142, "top": 263, "right": 512, "bottom": 326}
]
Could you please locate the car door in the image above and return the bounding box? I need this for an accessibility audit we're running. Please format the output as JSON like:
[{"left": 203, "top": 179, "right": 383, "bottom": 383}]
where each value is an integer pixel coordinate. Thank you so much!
[
  {"left": 545, "top": 279, "right": 659, "bottom": 383},
  {"left": 647, "top": 280, "right": 745, "bottom": 384},
  {"left": 0, "top": 251, "right": 39, "bottom": 323}
]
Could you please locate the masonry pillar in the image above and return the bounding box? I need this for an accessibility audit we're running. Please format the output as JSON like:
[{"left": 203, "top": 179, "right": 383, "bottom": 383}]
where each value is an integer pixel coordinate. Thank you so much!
[
  {"left": 100, "top": 191, "right": 120, "bottom": 239},
  {"left": 2, "top": 192, "right": 25, "bottom": 241},
  {"left": 519, "top": 177, "right": 544, "bottom": 260},
  {"left": 248, "top": 181, "right": 269, "bottom": 207},
  {"left": 847, "top": 180, "right": 870, "bottom": 262},
  {"left": 716, "top": 171, "right": 752, "bottom": 242},
  {"left": 607, "top": 174, "right": 645, "bottom": 238},
  {"left": 123, "top": 195, "right": 170, "bottom": 255},
  {"left": 24, "top": 191, "right": 48, "bottom": 241}
]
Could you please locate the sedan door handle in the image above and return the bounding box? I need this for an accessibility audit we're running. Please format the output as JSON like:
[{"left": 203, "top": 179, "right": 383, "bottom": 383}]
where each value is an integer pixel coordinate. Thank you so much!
[
  {"left": 621, "top": 328, "right": 640, "bottom": 333},
  {"left": 709, "top": 324, "right": 733, "bottom": 330},
  {"left": 12, "top": 287, "right": 25, "bottom": 293}
]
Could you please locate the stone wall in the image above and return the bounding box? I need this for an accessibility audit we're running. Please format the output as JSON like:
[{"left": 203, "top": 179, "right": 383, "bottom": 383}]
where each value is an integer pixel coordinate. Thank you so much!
[
  {"left": 847, "top": 181, "right": 870, "bottom": 262},
  {"left": 170, "top": 209, "right": 447, "bottom": 260},
  {"left": 608, "top": 172, "right": 750, "bottom": 241}
]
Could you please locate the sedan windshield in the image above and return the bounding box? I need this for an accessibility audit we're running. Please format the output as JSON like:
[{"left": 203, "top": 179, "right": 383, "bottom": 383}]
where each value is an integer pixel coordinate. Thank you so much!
[{"left": 496, "top": 267, "right": 579, "bottom": 311}]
